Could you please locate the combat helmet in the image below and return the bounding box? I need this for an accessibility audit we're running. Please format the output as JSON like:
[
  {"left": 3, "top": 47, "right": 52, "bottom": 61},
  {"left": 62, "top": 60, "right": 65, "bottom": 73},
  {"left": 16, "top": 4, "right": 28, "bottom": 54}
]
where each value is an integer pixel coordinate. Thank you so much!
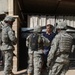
[
  {"left": 56, "top": 21, "right": 67, "bottom": 30},
  {"left": 34, "top": 25, "right": 42, "bottom": 32},
  {"left": 4, "top": 16, "right": 15, "bottom": 22}
]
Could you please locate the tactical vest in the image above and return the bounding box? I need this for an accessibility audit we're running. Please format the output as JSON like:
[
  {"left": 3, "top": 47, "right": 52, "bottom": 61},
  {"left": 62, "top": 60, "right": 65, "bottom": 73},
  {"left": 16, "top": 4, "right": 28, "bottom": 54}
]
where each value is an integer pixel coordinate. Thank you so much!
[
  {"left": 29, "top": 33, "right": 43, "bottom": 51},
  {"left": 59, "top": 33, "right": 72, "bottom": 53}
]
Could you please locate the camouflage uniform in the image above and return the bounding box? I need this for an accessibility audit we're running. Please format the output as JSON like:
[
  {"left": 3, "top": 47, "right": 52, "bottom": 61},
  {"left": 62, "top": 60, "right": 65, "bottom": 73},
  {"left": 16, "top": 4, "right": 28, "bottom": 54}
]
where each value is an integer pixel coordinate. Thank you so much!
[
  {"left": 26, "top": 26, "right": 50, "bottom": 75},
  {"left": 1, "top": 16, "right": 17, "bottom": 75},
  {"left": 47, "top": 22, "right": 73, "bottom": 75}
]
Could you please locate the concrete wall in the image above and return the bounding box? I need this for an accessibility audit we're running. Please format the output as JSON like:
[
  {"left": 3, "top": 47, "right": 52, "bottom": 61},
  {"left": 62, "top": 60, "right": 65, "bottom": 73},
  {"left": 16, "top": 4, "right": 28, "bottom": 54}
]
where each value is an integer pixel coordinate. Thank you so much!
[
  {"left": 28, "top": 15, "right": 75, "bottom": 28},
  {"left": 0, "top": 0, "right": 8, "bottom": 14}
]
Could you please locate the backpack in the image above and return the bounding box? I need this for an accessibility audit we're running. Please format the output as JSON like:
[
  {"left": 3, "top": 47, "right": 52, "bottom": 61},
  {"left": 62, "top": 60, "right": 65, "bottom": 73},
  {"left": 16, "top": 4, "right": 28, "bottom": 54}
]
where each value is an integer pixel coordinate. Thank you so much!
[{"left": 29, "top": 33, "right": 43, "bottom": 51}]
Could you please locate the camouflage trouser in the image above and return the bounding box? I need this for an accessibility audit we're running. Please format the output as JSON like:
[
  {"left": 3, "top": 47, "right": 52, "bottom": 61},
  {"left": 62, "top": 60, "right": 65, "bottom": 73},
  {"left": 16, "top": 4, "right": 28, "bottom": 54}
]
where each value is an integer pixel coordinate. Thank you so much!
[
  {"left": 28, "top": 53, "right": 33, "bottom": 74},
  {"left": 48, "top": 62, "right": 69, "bottom": 75},
  {"left": 28, "top": 53, "right": 43, "bottom": 75},
  {"left": 3, "top": 50, "right": 13, "bottom": 75}
]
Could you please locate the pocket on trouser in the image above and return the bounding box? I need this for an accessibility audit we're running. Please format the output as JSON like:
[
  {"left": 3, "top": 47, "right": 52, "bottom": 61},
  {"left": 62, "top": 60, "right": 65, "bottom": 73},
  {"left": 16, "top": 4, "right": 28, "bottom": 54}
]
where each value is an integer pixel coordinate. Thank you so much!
[{"left": 28, "top": 54, "right": 33, "bottom": 63}]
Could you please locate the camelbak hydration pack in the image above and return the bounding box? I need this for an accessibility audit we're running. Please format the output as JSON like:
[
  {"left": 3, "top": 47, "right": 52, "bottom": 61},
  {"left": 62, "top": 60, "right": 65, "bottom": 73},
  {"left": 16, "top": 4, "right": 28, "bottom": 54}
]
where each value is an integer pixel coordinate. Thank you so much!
[{"left": 29, "top": 33, "right": 43, "bottom": 51}]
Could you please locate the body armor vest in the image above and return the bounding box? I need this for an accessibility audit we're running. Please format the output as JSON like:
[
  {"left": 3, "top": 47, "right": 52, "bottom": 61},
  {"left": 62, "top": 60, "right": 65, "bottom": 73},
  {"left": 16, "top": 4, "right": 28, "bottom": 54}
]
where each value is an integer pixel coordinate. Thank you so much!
[{"left": 59, "top": 33, "right": 72, "bottom": 53}]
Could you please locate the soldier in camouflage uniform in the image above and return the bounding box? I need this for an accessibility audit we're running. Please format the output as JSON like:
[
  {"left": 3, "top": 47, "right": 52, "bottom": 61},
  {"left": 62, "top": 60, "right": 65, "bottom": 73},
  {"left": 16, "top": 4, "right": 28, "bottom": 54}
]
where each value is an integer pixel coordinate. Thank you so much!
[
  {"left": 1, "top": 16, "right": 17, "bottom": 75},
  {"left": 26, "top": 26, "right": 50, "bottom": 75},
  {"left": 47, "top": 21, "right": 73, "bottom": 75}
]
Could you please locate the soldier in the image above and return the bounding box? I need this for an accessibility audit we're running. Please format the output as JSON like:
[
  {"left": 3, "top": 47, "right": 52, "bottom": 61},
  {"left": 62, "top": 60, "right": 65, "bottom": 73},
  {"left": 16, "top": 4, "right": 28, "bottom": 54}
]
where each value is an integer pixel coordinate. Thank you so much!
[
  {"left": 26, "top": 26, "right": 50, "bottom": 75},
  {"left": 1, "top": 16, "right": 17, "bottom": 75},
  {"left": 47, "top": 21, "right": 73, "bottom": 75}
]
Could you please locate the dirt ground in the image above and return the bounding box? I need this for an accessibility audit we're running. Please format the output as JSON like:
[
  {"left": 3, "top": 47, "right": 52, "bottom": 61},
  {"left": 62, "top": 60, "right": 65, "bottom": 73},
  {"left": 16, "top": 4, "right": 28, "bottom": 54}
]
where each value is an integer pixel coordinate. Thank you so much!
[{"left": 0, "top": 65, "right": 75, "bottom": 75}]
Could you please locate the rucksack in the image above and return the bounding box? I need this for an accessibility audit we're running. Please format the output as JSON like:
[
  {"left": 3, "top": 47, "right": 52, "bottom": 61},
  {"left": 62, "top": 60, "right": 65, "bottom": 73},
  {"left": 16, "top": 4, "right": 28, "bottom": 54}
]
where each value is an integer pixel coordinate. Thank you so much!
[{"left": 29, "top": 33, "right": 43, "bottom": 51}]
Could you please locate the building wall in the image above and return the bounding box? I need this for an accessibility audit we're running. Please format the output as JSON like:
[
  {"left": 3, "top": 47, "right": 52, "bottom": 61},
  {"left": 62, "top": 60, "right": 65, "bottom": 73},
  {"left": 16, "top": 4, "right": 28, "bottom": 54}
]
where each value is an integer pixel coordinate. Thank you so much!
[
  {"left": 0, "top": 0, "right": 8, "bottom": 14},
  {"left": 12, "top": 17, "right": 18, "bottom": 72},
  {"left": 28, "top": 15, "right": 75, "bottom": 28}
]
